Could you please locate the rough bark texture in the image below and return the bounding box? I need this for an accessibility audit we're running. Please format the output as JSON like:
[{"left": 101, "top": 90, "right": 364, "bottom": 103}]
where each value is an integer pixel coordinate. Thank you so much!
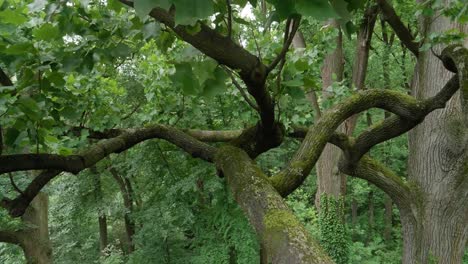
[
  {"left": 215, "top": 146, "right": 334, "bottom": 264},
  {"left": 405, "top": 3, "right": 468, "bottom": 262},
  {"left": 0, "top": 193, "right": 53, "bottom": 264},
  {"left": 316, "top": 19, "right": 345, "bottom": 207}
]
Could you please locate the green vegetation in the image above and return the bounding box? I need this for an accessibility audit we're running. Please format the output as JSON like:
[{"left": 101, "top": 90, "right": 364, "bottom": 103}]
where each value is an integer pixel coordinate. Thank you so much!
[{"left": 0, "top": 0, "right": 466, "bottom": 263}]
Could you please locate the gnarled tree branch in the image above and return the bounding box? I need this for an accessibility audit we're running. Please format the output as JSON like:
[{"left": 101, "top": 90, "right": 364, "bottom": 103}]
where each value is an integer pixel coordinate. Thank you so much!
[
  {"left": 0, "top": 125, "right": 216, "bottom": 175},
  {"left": 270, "top": 73, "right": 461, "bottom": 196},
  {"left": 377, "top": 0, "right": 419, "bottom": 57}
]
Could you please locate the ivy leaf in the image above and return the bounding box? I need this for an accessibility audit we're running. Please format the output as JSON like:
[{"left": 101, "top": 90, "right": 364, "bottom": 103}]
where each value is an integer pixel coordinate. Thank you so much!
[
  {"left": 296, "top": 0, "right": 337, "bottom": 20},
  {"left": 171, "top": 63, "right": 200, "bottom": 95},
  {"left": 173, "top": 0, "right": 214, "bottom": 25},
  {"left": 33, "top": 23, "right": 60, "bottom": 41}
]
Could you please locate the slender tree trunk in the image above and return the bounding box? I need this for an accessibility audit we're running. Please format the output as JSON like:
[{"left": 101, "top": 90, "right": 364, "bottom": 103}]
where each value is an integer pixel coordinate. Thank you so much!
[
  {"left": 405, "top": 2, "right": 468, "bottom": 262},
  {"left": 380, "top": 18, "right": 394, "bottom": 244},
  {"left": 383, "top": 195, "right": 392, "bottom": 242},
  {"left": 98, "top": 214, "right": 108, "bottom": 253},
  {"left": 110, "top": 167, "right": 135, "bottom": 253},
  {"left": 92, "top": 167, "right": 108, "bottom": 253},
  {"left": 366, "top": 189, "right": 375, "bottom": 245},
  {"left": 315, "top": 19, "right": 345, "bottom": 208},
  {"left": 351, "top": 198, "right": 358, "bottom": 227}
]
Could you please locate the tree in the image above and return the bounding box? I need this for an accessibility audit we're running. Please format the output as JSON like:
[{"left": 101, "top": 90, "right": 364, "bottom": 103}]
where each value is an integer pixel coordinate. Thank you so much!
[{"left": 0, "top": 0, "right": 466, "bottom": 263}]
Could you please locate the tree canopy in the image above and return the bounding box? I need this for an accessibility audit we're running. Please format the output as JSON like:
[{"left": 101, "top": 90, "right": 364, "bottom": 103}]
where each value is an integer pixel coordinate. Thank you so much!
[{"left": 0, "top": 0, "right": 466, "bottom": 263}]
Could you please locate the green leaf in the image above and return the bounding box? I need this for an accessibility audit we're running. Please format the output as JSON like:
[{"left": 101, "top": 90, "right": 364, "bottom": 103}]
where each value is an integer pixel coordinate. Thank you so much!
[
  {"left": 282, "top": 78, "right": 303, "bottom": 87},
  {"left": 142, "top": 22, "right": 161, "bottom": 39},
  {"left": 33, "top": 23, "right": 60, "bottom": 41},
  {"left": 3, "top": 43, "right": 35, "bottom": 55},
  {"left": 267, "top": 0, "right": 296, "bottom": 19},
  {"left": 202, "top": 67, "right": 228, "bottom": 97},
  {"left": 341, "top": 21, "right": 356, "bottom": 39},
  {"left": 111, "top": 43, "right": 132, "bottom": 58},
  {"left": 17, "top": 97, "right": 41, "bottom": 121},
  {"left": 107, "top": 0, "right": 124, "bottom": 12},
  {"left": 173, "top": 0, "right": 214, "bottom": 25},
  {"left": 4, "top": 127, "right": 20, "bottom": 146},
  {"left": 330, "top": 0, "right": 351, "bottom": 20},
  {"left": 28, "top": 0, "right": 47, "bottom": 12},
  {"left": 171, "top": 63, "right": 200, "bottom": 95},
  {"left": 0, "top": 9, "right": 28, "bottom": 25},
  {"left": 192, "top": 59, "right": 218, "bottom": 86},
  {"left": 134, "top": 0, "right": 172, "bottom": 19},
  {"left": 287, "top": 86, "right": 305, "bottom": 99},
  {"left": 296, "top": 0, "right": 337, "bottom": 20}
]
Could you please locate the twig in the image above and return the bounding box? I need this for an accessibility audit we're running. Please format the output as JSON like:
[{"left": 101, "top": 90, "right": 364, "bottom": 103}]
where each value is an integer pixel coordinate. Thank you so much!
[
  {"left": 267, "top": 17, "right": 301, "bottom": 73},
  {"left": 224, "top": 68, "right": 260, "bottom": 111},
  {"left": 226, "top": 0, "right": 232, "bottom": 39},
  {"left": 9, "top": 173, "right": 24, "bottom": 195},
  {"left": 121, "top": 103, "right": 142, "bottom": 121}
]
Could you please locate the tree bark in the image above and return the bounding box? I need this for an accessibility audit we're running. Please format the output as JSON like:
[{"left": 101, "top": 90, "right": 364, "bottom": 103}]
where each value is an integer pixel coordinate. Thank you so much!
[
  {"left": 366, "top": 189, "right": 374, "bottom": 245},
  {"left": 98, "top": 214, "right": 108, "bottom": 253},
  {"left": 10, "top": 193, "right": 52, "bottom": 264},
  {"left": 215, "top": 146, "right": 334, "bottom": 264},
  {"left": 92, "top": 167, "right": 108, "bottom": 253},
  {"left": 405, "top": 2, "right": 468, "bottom": 262},
  {"left": 383, "top": 195, "right": 392, "bottom": 242},
  {"left": 315, "top": 19, "right": 345, "bottom": 208},
  {"left": 110, "top": 167, "right": 135, "bottom": 253}
]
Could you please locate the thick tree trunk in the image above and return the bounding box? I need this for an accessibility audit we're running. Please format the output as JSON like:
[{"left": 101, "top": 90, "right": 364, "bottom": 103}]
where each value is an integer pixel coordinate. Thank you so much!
[
  {"left": 405, "top": 3, "right": 468, "bottom": 262},
  {"left": 18, "top": 193, "right": 52, "bottom": 264},
  {"left": 215, "top": 146, "right": 333, "bottom": 264}
]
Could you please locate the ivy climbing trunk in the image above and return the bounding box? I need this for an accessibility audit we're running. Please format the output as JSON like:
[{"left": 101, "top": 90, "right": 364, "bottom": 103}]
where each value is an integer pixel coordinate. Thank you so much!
[{"left": 404, "top": 2, "right": 468, "bottom": 262}]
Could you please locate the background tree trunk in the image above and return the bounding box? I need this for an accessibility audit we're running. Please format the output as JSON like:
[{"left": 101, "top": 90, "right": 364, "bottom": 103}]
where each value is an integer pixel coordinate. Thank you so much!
[
  {"left": 405, "top": 2, "right": 468, "bottom": 262},
  {"left": 18, "top": 192, "right": 52, "bottom": 264},
  {"left": 315, "top": 19, "right": 345, "bottom": 208}
]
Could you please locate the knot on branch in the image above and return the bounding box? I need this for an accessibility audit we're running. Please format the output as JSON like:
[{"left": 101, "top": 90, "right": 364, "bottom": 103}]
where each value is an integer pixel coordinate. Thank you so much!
[
  {"left": 439, "top": 44, "right": 467, "bottom": 73},
  {"left": 230, "top": 122, "right": 284, "bottom": 158}
]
